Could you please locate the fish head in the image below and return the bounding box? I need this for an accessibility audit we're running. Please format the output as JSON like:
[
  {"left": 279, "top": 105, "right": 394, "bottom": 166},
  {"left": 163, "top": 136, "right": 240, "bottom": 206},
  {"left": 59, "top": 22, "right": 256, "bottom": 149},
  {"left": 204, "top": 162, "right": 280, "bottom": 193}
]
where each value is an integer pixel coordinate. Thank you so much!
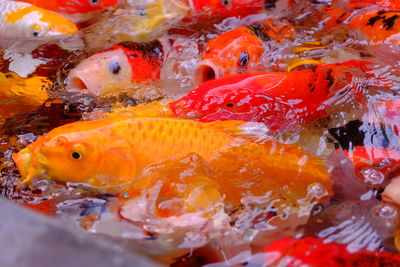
[
  {"left": 5, "top": 4, "right": 77, "bottom": 40},
  {"left": 66, "top": 47, "right": 133, "bottom": 96},
  {"left": 171, "top": 72, "right": 265, "bottom": 121},
  {"left": 58, "top": 0, "right": 119, "bottom": 14},
  {"left": 13, "top": 118, "right": 140, "bottom": 187},
  {"left": 31, "top": 9, "right": 78, "bottom": 39},
  {"left": 13, "top": 128, "right": 99, "bottom": 185},
  {"left": 194, "top": 26, "right": 265, "bottom": 86},
  {"left": 189, "top": 0, "right": 265, "bottom": 17}
]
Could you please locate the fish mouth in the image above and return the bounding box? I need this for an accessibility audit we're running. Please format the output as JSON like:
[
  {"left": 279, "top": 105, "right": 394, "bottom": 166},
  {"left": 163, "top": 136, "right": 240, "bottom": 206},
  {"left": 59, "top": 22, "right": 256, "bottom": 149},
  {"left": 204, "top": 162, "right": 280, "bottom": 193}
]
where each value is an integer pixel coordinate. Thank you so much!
[
  {"left": 194, "top": 62, "right": 223, "bottom": 87},
  {"left": 12, "top": 148, "right": 47, "bottom": 187},
  {"left": 66, "top": 72, "right": 101, "bottom": 96}
]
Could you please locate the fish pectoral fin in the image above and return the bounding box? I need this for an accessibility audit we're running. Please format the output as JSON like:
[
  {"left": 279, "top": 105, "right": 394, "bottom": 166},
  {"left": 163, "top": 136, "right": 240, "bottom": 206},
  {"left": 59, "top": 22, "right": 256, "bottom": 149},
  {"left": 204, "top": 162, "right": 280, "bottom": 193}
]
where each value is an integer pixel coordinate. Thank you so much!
[{"left": 17, "top": 175, "right": 33, "bottom": 188}]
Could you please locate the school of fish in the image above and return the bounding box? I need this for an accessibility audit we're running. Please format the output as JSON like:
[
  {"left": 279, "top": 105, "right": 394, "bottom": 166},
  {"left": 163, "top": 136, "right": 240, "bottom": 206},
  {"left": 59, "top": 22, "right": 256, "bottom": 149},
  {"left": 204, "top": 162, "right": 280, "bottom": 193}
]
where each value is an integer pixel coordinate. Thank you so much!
[{"left": 2, "top": 0, "right": 400, "bottom": 265}]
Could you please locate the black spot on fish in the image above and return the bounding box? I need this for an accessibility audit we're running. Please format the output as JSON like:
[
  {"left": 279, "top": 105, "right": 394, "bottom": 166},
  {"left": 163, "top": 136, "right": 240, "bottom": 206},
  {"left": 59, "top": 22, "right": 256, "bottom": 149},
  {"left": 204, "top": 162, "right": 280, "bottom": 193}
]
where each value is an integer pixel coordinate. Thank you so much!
[
  {"left": 310, "top": 86, "right": 315, "bottom": 93},
  {"left": 246, "top": 24, "right": 271, "bottom": 42},
  {"left": 264, "top": 0, "right": 277, "bottom": 10},
  {"left": 325, "top": 69, "right": 334, "bottom": 88},
  {"left": 378, "top": 10, "right": 387, "bottom": 16},
  {"left": 367, "top": 15, "right": 384, "bottom": 26},
  {"left": 382, "top": 14, "right": 399, "bottom": 30},
  {"left": 118, "top": 40, "right": 164, "bottom": 61}
]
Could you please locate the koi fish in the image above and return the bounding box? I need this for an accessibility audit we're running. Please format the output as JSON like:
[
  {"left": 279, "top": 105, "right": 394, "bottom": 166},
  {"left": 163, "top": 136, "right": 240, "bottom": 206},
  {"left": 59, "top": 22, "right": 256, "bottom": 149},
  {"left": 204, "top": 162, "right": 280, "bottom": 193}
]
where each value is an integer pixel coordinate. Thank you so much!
[
  {"left": 171, "top": 61, "right": 374, "bottom": 130},
  {"left": 16, "top": 0, "right": 119, "bottom": 15},
  {"left": 0, "top": 72, "right": 49, "bottom": 123},
  {"left": 12, "top": 117, "right": 331, "bottom": 209},
  {"left": 0, "top": 1, "right": 78, "bottom": 43},
  {"left": 194, "top": 19, "right": 295, "bottom": 86},
  {"left": 263, "top": 237, "right": 400, "bottom": 266},
  {"left": 66, "top": 41, "right": 163, "bottom": 96}
]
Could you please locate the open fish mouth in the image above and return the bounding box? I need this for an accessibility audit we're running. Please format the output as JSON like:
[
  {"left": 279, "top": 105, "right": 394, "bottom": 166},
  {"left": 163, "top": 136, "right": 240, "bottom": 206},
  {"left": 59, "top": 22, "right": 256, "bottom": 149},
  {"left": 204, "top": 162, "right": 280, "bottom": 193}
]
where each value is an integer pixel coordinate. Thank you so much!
[
  {"left": 193, "top": 61, "right": 224, "bottom": 87},
  {"left": 65, "top": 72, "right": 102, "bottom": 96},
  {"left": 12, "top": 148, "right": 47, "bottom": 187}
]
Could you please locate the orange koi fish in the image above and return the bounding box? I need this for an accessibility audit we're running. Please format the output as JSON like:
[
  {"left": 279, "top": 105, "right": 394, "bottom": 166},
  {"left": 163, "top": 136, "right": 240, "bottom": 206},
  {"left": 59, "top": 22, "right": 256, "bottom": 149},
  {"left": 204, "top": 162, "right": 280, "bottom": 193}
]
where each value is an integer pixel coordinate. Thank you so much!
[
  {"left": 0, "top": 1, "right": 78, "bottom": 42},
  {"left": 12, "top": 117, "right": 331, "bottom": 206},
  {"left": 66, "top": 41, "right": 163, "bottom": 96},
  {"left": 195, "top": 19, "right": 295, "bottom": 86},
  {"left": 16, "top": 0, "right": 118, "bottom": 15},
  {"left": 172, "top": 61, "right": 374, "bottom": 130},
  {"left": 263, "top": 237, "right": 400, "bottom": 266}
]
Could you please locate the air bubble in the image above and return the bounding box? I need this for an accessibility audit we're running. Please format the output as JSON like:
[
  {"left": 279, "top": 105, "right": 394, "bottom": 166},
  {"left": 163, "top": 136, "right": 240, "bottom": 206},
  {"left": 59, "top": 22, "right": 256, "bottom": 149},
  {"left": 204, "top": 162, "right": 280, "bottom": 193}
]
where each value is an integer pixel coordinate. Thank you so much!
[
  {"left": 359, "top": 168, "right": 385, "bottom": 184},
  {"left": 307, "top": 183, "right": 327, "bottom": 199},
  {"left": 375, "top": 204, "right": 397, "bottom": 219}
]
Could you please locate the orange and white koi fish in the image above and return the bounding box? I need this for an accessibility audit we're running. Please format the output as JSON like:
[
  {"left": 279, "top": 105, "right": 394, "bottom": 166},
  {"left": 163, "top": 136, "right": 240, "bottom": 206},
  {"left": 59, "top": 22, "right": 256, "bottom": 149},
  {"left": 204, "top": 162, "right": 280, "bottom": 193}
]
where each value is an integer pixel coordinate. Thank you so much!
[{"left": 0, "top": 1, "right": 77, "bottom": 43}]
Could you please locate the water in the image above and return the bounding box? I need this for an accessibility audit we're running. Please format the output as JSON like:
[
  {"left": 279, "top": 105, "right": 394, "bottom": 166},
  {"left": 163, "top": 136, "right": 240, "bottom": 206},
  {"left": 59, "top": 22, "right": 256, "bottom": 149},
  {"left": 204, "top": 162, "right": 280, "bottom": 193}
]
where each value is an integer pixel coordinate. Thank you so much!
[{"left": 1, "top": 0, "right": 400, "bottom": 266}]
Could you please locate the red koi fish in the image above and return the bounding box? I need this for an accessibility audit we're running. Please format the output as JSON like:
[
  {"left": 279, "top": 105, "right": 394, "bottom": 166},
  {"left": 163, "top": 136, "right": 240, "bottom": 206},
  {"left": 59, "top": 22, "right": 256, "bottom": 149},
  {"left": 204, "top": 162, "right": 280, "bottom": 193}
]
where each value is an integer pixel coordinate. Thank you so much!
[
  {"left": 263, "top": 237, "right": 400, "bottom": 266},
  {"left": 66, "top": 41, "right": 163, "bottom": 96},
  {"left": 171, "top": 61, "right": 374, "bottom": 131}
]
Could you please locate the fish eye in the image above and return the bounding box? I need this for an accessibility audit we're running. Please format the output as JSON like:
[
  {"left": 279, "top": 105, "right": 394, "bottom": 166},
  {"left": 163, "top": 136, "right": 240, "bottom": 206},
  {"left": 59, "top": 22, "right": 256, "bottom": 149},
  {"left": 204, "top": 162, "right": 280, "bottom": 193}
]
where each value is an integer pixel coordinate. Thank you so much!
[
  {"left": 71, "top": 151, "right": 82, "bottom": 160},
  {"left": 221, "top": 0, "right": 230, "bottom": 6},
  {"left": 226, "top": 103, "right": 234, "bottom": 107},
  {"left": 32, "top": 30, "right": 41, "bottom": 37},
  {"left": 90, "top": 0, "right": 99, "bottom": 5},
  {"left": 239, "top": 52, "right": 249, "bottom": 66},
  {"left": 109, "top": 61, "right": 121, "bottom": 75}
]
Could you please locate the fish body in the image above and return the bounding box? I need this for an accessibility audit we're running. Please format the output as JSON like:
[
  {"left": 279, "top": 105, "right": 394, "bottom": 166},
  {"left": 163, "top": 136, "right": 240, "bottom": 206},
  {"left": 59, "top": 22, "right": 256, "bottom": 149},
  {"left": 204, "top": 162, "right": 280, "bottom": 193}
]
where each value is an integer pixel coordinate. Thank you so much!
[
  {"left": 348, "top": 8, "right": 400, "bottom": 45},
  {"left": 12, "top": 117, "right": 330, "bottom": 205},
  {"left": 322, "top": 5, "right": 400, "bottom": 46},
  {"left": 16, "top": 0, "right": 118, "bottom": 15},
  {"left": 66, "top": 41, "right": 163, "bottom": 96},
  {"left": 0, "top": 72, "right": 49, "bottom": 122},
  {"left": 171, "top": 61, "right": 372, "bottom": 130},
  {"left": 0, "top": 1, "right": 77, "bottom": 42},
  {"left": 195, "top": 19, "right": 295, "bottom": 86},
  {"left": 263, "top": 237, "right": 400, "bottom": 266}
]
